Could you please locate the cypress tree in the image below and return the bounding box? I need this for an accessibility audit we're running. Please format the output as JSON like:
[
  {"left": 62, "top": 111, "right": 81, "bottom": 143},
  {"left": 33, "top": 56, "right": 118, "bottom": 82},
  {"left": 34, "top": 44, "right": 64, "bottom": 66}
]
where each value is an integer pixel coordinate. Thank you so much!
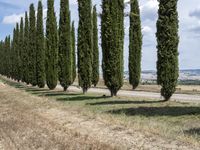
[
  {"left": 92, "top": 5, "right": 99, "bottom": 87},
  {"left": 6, "top": 36, "right": 11, "bottom": 78},
  {"left": 19, "top": 17, "right": 25, "bottom": 82},
  {"left": 1, "top": 37, "right": 7, "bottom": 76},
  {"left": 77, "top": 0, "right": 93, "bottom": 93},
  {"left": 129, "top": 0, "right": 142, "bottom": 90},
  {"left": 15, "top": 23, "right": 20, "bottom": 82},
  {"left": 0, "top": 41, "right": 3, "bottom": 75},
  {"left": 36, "top": 0, "right": 45, "bottom": 88},
  {"left": 0, "top": 37, "right": 10, "bottom": 77},
  {"left": 156, "top": 0, "right": 179, "bottom": 101},
  {"left": 29, "top": 3, "right": 37, "bottom": 86},
  {"left": 1, "top": 40, "right": 6, "bottom": 76},
  {"left": 46, "top": 0, "right": 58, "bottom": 90},
  {"left": 11, "top": 28, "right": 16, "bottom": 80},
  {"left": 71, "top": 21, "right": 76, "bottom": 83},
  {"left": 58, "top": 0, "right": 72, "bottom": 91},
  {"left": 24, "top": 12, "right": 29, "bottom": 84},
  {"left": 101, "top": 0, "right": 124, "bottom": 96}
]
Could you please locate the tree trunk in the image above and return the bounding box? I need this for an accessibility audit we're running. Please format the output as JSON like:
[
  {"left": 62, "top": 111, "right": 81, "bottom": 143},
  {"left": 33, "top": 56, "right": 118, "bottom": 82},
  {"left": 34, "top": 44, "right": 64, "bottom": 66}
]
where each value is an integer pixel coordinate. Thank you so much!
[{"left": 64, "top": 87, "right": 67, "bottom": 92}]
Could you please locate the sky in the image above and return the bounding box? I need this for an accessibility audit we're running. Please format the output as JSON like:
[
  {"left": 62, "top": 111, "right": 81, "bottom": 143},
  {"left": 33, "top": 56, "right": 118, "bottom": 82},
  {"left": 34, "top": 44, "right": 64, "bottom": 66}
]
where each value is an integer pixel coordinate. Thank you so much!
[{"left": 0, "top": 0, "right": 200, "bottom": 71}]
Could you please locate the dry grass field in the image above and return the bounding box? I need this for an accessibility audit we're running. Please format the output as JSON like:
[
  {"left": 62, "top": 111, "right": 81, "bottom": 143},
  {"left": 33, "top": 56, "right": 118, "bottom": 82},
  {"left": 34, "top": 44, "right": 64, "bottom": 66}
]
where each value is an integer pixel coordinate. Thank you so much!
[{"left": 0, "top": 76, "right": 200, "bottom": 149}]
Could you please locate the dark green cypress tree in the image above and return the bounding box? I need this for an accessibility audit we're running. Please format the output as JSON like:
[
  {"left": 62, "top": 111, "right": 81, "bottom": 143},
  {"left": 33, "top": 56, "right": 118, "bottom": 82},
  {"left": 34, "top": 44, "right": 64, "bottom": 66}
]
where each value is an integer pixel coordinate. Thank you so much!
[
  {"left": 156, "top": 0, "right": 179, "bottom": 101},
  {"left": 0, "top": 41, "right": 3, "bottom": 75},
  {"left": 1, "top": 37, "right": 7, "bottom": 76},
  {"left": 36, "top": 0, "right": 45, "bottom": 88},
  {"left": 6, "top": 36, "right": 11, "bottom": 78},
  {"left": 71, "top": 21, "right": 76, "bottom": 83},
  {"left": 0, "top": 36, "right": 9, "bottom": 77},
  {"left": 77, "top": 0, "right": 93, "bottom": 93},
  {"left": 19, "top": 17, "right": 25, "bottom": 82},
  {"left": 92, "top": 5, "right": 99, "bottom": 87},
  {"left": 24, "top": 12, "right": 29, "bottom": 84},
  {"left": 11, "top": 28, "right": 16, "bottom": 80},
  {"left": 129, "top": 0, "right": 142, "bottom": 90},
  {"left": 15, "top": 23, "right": 21, "bottom": 82},
  {"left": 58, "top": 0, "right": 72, "bottom": 91},
  {"left": 29, "top": 3, "right": 37, "bottom": 86},
  {"left": 101, "top": 0, "right": 124, "bottom": 96},
  {"left": 46, "top": 0, "right": 58, "bottom": 90}
]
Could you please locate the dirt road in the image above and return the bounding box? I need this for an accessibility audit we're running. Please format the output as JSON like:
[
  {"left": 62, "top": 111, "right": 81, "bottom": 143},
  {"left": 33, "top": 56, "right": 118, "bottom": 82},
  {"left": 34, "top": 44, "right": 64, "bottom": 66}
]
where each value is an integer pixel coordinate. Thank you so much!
[
  {"left": 0, "top": 82, "right": 199, "bottom": 150},
  {"left": 61, "top": 85, "right": 200, "bottom": 103}
]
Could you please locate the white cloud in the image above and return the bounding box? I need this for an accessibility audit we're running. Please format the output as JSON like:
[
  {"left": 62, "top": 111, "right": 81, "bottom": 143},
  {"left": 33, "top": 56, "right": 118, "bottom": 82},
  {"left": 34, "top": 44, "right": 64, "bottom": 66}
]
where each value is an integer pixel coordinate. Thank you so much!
[
  {"left": 2, "top": 8, "right": 48, "bottom": 25},
  {"left": 69, "top": 0, "right": 77, "bottom": 5},
  {"left": 2, "top": 13, "right": 24, "bottom": 24},
  {"left": 140, "top": 0, "right": 158, "bottom": 21},
  {"left": 142, "top": 26, "right": 152, "bottom": 35}
]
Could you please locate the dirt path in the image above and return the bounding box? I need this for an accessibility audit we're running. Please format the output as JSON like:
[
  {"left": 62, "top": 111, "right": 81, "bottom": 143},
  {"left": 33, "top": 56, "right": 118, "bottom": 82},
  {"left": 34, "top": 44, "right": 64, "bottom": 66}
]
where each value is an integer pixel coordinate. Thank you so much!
[
  {"left": 63, "top": 85, "right": 200, "bottom": 103},
  {"left": 0, "top": 82, "right": 199, "bottom": 150}
]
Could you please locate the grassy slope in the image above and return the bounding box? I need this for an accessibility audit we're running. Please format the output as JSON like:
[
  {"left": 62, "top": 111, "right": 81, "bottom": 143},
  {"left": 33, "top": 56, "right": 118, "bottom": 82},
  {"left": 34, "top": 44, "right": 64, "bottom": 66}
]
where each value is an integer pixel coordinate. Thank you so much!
[{"left": 1, "top": 76, "right": 200, "bottom": 148}]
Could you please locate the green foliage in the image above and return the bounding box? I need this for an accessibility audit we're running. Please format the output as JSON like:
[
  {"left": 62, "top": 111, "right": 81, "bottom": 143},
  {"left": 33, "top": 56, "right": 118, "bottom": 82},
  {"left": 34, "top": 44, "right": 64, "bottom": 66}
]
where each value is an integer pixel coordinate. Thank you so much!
[
  {"left": 92, "top": 5, "right": 99, "bottom": 87},
  {"left": 71, "top": 21, "right": 76, "bottom": 83},
  {"left": 156, "top": 0, "right": 179, "bottom": 100},
  {"left": 11, "top": 28, "right": 16, "bottom": 80},
  {"left": 36, "top": 1, "right": 45, "bottom": 88},
  {"left": 46, "top": 0, "right": 58, "bottom": 90},
  {"left": 19, "top": 17, "right": 25, "bottom": 82},
  {"left": 29, "top": 4, "right": 37, "bottom": 86},
  {"left": 129, "top": 0, "right": 142, "bottom": 90},
  {"left": 101, "top": 0, "right": 124, "bottom": 96},
  {"left": 24, "top": 12, "right": 30, "bottom": 84},
  {"left": 77, "top": 0, "right": 93, "bottom": 93},
  {"left": 15, "top": 23, "right": 21, "bottom": 82},
  {"left": 59, "top": 0, "right": 72, "bottom": 91},
  {"left": 0, "top": 36, "right": 11, "bottom": 77}
]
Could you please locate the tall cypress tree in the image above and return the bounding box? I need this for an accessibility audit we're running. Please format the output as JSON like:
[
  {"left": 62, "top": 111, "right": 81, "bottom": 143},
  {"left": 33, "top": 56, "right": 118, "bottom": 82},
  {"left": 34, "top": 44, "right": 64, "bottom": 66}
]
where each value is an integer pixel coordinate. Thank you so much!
[
  {"left": 24, "top": 12, "right": 29, "bottom": 84},
  {"left": 59, "top": 0, "right": 72, "bottom": 91},
  {"left": 11, "top": 28, "right": 16, "bottom": 80},
  {"left": 36, "top": 0, "right": 45, "bottom": 88},
  {"left": 77, "top": 0, "right": 93, "bottom": 93},
  {"left": 0, "top": 40, "right": 3, "bottom": 76},
  {"left": 46, "top": 0, "right": 58, "bottom": 90},
  {"left": 156, "top": 0, "right": 179, "bottom": 101},
  {"left": 15, "top": 23, "right": 21, "bottom": 82},
  {"left": 101, "top": 0, "right": 124, "bottom": 96},
  {"left": 129, "top": 0, "right": 142, "bottom": 90},
  {"left": 71, "top": 21, "right": 76, "bottom": 83},
  {"left": 19, "top": 17, "right": 25, "bottom": 82},
  {"left": 6, "top": 36, "right": 11, "bottom": 78},
  {"left": 1, "top": 37, "right": 7, "bottom": 76},
  {"left": 29, "top": 3, "right": 37, "bottom": 86},
  {"left": 92, "top": 5, "right": 99, "bottom": 87}
]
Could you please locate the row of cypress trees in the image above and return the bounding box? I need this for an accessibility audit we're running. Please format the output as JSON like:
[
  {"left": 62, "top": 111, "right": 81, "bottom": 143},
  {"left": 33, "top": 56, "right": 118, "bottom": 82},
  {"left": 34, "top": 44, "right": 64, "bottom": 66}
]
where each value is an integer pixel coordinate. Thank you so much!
[
  {"left": 0, "top": 0, "right": 179, "bottom": 101},
  {"left": 0, "top": 0, "right": 78, "bottom": 91}
]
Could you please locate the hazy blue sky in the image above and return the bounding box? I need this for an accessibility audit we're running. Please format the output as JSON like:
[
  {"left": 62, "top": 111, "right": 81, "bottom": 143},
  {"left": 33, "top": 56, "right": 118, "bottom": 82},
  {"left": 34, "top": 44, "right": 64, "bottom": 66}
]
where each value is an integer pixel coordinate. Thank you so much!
[{"left": 0, "top": 0, "right": 200, "bottom": 70}]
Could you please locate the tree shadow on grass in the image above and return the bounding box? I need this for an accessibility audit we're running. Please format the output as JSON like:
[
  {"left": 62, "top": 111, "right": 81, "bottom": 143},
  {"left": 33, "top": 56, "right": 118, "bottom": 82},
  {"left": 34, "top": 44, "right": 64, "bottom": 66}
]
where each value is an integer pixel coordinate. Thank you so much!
[
  {"left": 3, "top": 79, "right": 48, "bottom": 93},
  {"left": 184, "top": 128, "right": 200, "bottom": 137},
  {"left": 4, "top": 80, "right": 25, "bottom": 89},
  {"left": 57, "top": 95, "right": 110, "bottom": 102},
  {"left": 25, "top": 88, "right": 49, "bottom": 93},
  {"left": 107, "top": 106, "right": 200, "bottom": 116},
  {"left": 37, "top": 91, "right": 82, "bottom": 97},
  {"left": 88, "top": 100, "right": 164, "bottom": 106}
]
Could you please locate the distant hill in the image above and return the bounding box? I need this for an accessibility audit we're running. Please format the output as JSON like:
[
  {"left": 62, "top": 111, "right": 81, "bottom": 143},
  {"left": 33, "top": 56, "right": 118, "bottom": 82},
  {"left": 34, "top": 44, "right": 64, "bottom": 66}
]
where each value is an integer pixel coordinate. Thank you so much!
[
  {"left": 180, "top": 69, "right": 200, "bottom": 76},
  {"left": 124, "top": 69, "right": 200, "bottom": 81}
]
